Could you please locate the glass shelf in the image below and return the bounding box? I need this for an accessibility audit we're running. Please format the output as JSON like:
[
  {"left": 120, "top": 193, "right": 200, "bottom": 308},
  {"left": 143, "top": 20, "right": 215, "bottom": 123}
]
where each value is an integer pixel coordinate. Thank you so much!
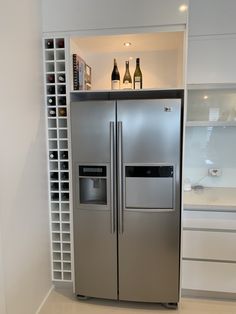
[{"left": 187, "top": 88, "right": 236, "bottom": 124}]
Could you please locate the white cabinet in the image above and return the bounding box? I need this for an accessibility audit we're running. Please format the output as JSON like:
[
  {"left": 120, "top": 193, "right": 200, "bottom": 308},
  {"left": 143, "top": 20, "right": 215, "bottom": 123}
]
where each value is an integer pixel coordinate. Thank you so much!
[
  {"left": 187, "top": 35, "right": 236, "bottom": 84},
  {"left": 42, "top": 0, "right": 188, "bottom": 33},
  {"left": 182, "top": 260, "right": 236, "bottom": 293},
  {"left": 182, "top": 210, "right": 236, "bottom": 294},
  {"left": 189, "top": 0, "right": 236, "bottom": 36},
  {"left": 187, "top": 0, "right": 236, "bottom": 85}
]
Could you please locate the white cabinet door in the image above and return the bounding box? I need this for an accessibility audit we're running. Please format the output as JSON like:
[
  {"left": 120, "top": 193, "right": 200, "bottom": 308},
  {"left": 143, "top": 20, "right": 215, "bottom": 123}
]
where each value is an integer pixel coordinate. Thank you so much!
[
  {"left": 189, "top": 0, "right": 236, "bottom": 36},
  {"left": 42, "top": 0, "right": 188, "bottom": 33},
  {"left": 187, "top": 36, "right": 236, "bottom": 84},
  {"left": 183, "top": 230, "right": 236, "bottom": 261},
  {"left": 182, "top": 260, "right": 236, "bottom": 293}
]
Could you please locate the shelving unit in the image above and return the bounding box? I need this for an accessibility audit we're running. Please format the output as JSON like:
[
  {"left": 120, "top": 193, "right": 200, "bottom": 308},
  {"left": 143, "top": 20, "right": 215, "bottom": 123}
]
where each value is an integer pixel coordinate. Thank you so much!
[
  {"left": 43, "top": 37, "right": 72, "bottom": 282},
  {"left": 42, "top": 30, "right": 185, "bottom": 283},
  {"left": 183, "top": 85, "right": 236, "bottom": 295}
]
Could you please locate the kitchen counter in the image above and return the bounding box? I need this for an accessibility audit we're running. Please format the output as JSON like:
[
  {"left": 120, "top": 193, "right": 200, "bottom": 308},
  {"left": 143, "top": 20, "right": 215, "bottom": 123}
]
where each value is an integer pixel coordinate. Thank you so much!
[{"left": 184, "top": 187, "right": 236, "bottom": 211}]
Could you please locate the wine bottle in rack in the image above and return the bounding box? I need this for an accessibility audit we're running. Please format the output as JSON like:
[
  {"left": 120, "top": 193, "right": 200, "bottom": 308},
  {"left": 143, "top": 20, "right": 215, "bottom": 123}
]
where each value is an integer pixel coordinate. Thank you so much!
[
  {"left": 45, "top": 39, "right": 54, "bottom": 49},
  {"left": 49, "top": 151, "right": 58, "bottom": 160},
  {"left": 57, "top": 74, "right": 65, "bottom": 83},
  {"left": 47, "top": 85, "right": 56, "bottom": 95},
  {"left": 47, "top": 97, "right": 56, "bottom": 106},
  {"left": 48, "top": 108, "right": 56, "bottom": 117},
  {"left": 60, "top": 162, "right": 69, "bottom": 170},
  {"left": 123, "top": 61, "right": 132, "bottom": 89},
  {"left": 47, "top": 74, "right": 55, "bottom": 84},
  {"left": 58, "top": 96, "right": 66, "bottom": 106},
  {"left": 60, "top": 151, "right": 68, "bottom": 160},
  {"left": 56, "top": 39, "right": 65, "bottom": 49},
  {"left": 57, "top": 85, "right": 66, "bottom": 94},
  {"left": 111, "top": 58, "right": 120, "bottom": 90},
  {"left": 58, "top": 108, "right": 67, "bottom": 117},
  {"left": 133, "top": 58, "right": 143, "bottom": 89}
]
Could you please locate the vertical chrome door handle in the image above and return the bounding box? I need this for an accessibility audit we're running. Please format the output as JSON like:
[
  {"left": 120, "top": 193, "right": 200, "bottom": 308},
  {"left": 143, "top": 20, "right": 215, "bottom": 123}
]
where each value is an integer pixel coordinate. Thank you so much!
[
  {"left": 110, "top": 121, "right": 116, "bottom": 233},
  {"left": 118, "top": 121, "right": 124, "bottom": 234}
]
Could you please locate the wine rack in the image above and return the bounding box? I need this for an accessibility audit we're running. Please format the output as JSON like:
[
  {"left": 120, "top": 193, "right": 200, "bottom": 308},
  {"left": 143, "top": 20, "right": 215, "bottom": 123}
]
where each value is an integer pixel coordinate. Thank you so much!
[{"left": 43, "top": 37, "right": 72, "bottom": 282}]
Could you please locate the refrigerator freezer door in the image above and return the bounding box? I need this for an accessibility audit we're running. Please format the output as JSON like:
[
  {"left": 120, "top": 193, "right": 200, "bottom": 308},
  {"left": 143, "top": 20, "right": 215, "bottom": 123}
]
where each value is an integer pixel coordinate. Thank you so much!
[
  {"left": 117, "top": 99, "right": 182, "bottom": 302},
  {"left": 71, "top": 101, "right": 118, "bottom": 299}
]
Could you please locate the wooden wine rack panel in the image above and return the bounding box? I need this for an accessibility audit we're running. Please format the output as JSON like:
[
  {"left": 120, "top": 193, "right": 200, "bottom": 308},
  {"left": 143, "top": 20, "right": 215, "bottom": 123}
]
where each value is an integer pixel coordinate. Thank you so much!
[{"left": 43, "top": 37, "right": 72, "bottom": 282}]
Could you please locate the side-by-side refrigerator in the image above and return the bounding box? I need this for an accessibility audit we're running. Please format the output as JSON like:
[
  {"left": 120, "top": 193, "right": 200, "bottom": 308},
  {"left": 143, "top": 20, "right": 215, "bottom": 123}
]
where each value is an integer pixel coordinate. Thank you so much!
[{"left": 71, "top": 91, "right": 183, "bottom": 306}]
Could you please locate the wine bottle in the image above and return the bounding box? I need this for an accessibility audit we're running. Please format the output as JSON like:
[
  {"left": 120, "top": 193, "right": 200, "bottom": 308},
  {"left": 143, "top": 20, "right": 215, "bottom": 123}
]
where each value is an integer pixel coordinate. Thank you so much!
[
  {"left": 111, "top": 59, "right": 120, "bottom": 90},
  {"left": 49, "top": 151, "right": 58, "bottom": 160},
  {"left": 58, "top": 108, "right": 67, "bottom": 117},
  {"left": 47, "top": 97, "right": 56, "bottom": 106},
  {"left": 57, "top": 85, "right": 66, "bottom": 94},
  {"left": 56, "top": 39, "right": 64, "bottom": 49},
  {"left": 47, "top": 85, "right": 55, "bottom": 95},
  {"left": 58, "top": 96, "right": 66, "bottom": 106},
  {"left": 46, "top": 39, "right": 54, "bottom": 49},
  {"left": 60, "top": 151, "right": 68, "bottom": 160},
  {"left": 48, "top": 108, "right": 56, "bottom": 117},
  {"left": 123, "top": 61, "right": 132, "bottom": 89},
  {"left": 57, "top": 74, "right": 65, "bottom": 83},
  {"left": 60, "top": 162, "right": 68, "bottom": 170},
  {"left": 133, "top": 58, "right": 143, "bottom": 89},
  {"left": 47, "top": 74, "right": 55, "bottom": 83}
]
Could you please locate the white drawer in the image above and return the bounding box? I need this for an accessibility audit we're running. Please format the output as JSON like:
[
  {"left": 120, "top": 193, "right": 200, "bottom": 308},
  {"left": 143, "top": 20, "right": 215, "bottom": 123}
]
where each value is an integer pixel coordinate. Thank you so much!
[
  {"left": 182, "top": 260, "right": 236, "bottom": 293},
  {"left": 183, "top": 210, "right": 236, "bottom": 230},
  {"left": 183, "top": 230, "right": 236, "bottom": 261}
]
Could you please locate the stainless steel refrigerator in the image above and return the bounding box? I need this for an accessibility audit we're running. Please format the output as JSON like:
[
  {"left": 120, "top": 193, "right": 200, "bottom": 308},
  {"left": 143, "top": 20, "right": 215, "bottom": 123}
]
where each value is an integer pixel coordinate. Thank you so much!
[{"left": 71, "top": 91, "right": 183, "bottom": 306}]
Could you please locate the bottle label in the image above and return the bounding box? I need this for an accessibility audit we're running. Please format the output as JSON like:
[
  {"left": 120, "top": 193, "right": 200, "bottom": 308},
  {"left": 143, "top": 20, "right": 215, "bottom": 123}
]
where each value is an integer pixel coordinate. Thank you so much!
[
  {"left": 111, "top": 80, "right": 120, "bottom": 90},
  {"left": 134, "top": 77, "right": 141, "bottom": 89},
  {"left": 123, "top": 80, "right": 132, "bottom": 89}
]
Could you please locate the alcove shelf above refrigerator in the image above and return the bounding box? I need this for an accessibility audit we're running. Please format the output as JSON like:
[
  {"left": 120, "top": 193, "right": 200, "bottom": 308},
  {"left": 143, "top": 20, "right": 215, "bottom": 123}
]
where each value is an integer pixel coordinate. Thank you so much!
[{"left": 70, "top": 31, "right": 185, "bottom": 92}]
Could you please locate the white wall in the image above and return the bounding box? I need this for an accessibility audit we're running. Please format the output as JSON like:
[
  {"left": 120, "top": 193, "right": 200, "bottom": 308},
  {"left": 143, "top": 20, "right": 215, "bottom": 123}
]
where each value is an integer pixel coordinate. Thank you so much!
[{"left": 0, "top": 1, "right": 52, "bottom": 313}]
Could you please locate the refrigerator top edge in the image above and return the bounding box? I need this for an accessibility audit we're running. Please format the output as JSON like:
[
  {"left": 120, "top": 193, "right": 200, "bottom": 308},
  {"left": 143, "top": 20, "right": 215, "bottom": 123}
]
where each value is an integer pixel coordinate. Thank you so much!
[{"left": 70, "top": 89, "right": 184, "bottom": 102}]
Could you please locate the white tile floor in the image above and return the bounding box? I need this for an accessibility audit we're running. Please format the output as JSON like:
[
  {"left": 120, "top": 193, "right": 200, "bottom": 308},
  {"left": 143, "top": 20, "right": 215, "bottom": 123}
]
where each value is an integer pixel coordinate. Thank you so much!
[{"left": 39, "top": 288, "right": 236, "bottom": 314}]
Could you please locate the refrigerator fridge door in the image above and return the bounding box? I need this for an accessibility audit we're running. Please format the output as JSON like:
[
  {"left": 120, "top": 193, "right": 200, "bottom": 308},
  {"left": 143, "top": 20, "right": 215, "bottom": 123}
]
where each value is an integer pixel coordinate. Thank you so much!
[
  {"left": 71, "top": 101, "right": 118, "bottom": 299},
  {"left": 117, "top": 99, "right": 182, "bottom": 302}
]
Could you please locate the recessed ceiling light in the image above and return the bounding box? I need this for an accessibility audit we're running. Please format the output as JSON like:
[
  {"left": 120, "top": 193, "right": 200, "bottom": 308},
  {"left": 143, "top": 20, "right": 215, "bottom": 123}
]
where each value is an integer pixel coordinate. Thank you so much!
[
  {"left": 179, "top": 4, "right": 188, "bottom": 12},
  {"left": 124, "top": 42, "right": 131, "bottom": 47},
  {"left": 203, "top": 95, "right": 208, "bottom": 100}
]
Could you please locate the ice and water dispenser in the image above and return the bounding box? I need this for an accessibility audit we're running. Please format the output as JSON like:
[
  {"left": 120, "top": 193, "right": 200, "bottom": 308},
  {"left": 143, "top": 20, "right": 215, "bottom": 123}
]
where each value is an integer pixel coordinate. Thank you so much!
[
  {"left": 78, "top": 164, "right": 174, "bottom": 210},
  {"left": 78, "top": 165, "right": 107, "bottom": 206}
]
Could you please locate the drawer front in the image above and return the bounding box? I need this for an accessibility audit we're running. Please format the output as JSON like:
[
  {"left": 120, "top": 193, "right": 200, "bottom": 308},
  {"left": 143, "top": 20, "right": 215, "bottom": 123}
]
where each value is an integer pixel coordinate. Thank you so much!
[
  {"left": 183, "top": 230, "right": 236, "bottom": 261},
  {"left": 183, "top": 210, "right": 236, "bottom": 230},
  {"left": 182, "top": 260, "right": 236, "bottom": 293}
]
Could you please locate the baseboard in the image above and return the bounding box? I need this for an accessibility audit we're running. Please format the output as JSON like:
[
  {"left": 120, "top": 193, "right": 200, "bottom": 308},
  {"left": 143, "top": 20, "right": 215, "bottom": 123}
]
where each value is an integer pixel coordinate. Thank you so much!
[
  {"left": 35, "top": 285, "right": 54, "bottom": 314},
  {"left": 182, "top": 289, "right": 236, "bottom": 301}
]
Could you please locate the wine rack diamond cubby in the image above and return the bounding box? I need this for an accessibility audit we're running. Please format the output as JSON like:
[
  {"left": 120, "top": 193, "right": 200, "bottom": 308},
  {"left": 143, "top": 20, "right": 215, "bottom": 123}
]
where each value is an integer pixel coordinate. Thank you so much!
[{"left": 43, "top": 37, "right": 72, "bottom": 282}]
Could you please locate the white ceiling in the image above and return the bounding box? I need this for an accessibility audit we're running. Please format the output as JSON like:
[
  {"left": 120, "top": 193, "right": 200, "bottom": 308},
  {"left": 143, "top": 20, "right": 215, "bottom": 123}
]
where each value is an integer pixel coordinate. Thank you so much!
[{"left": 71, "top": 31, "right": 183, "bottom": 54}]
